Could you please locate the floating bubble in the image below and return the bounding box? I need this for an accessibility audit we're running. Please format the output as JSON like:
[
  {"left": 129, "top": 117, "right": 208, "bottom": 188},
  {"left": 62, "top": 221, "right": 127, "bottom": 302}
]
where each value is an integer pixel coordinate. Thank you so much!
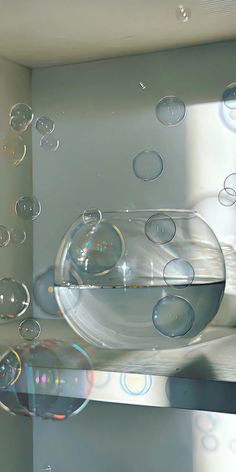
[
  {"left": 120, "top": 373, "right": 152, "bottom": 396},
  {"left": 9, "top": 103, "right": 33, "bottom": 132},
  {"left": 19, "top": 319, "right": 41, "bottom": 341},
  {"left": 176, "top": 4, "right": 191, "bottom": 22},
  {"left": 40, "top": 135, "right": 59, "bottom": 152},
  {"left": 145, "top": 212, "right": 176, "bottom": 245},
  {"left": 152, "top": 295, "right": 194, "bottom": 337},
  {"left": 3, "top": 136, "right": 27, "bottom": 166},
  {"left": 10, "top": 228, "right": 26, "bottom": 246},
  {"left": 201, "top": 435, "right": 218, "bottom": 452},
  {"left": 164, "top": 258, "right": 195, "bottom": 288},
  {"left": 195, "top": 413, "right": 217, "bottom": 433},
  {"left": 83, "top": 208, "right": 102, "bottom": 225},
  {"left": 224, "top": 173, "right": 236, "bottom": 193},
  {"left": 0, "top": 226, "right": 10, "bottom": 247},
  {"left": 0, "top": 348, "right": 22, "bottom": 389},
  {"left": 155, "top": 96, "right": 186, "bottom": 126},
  {"left": 35, "top": 116, "right": 55, "bottom": 135},
  {"left": 218, "top": 188, "right": 236, "bottom": 206},
  {"left": 70, "top": 221, "right": 124, "bottom": 275},
  {"left": 34, "top": 268, "right": 61, "bottom": 316},
  {"left": 223, "top": 83, "right": 236, "bottom": 110},
  {"left": 132, "top": 150, "right": 163, "bottom": 181},
  {"left": 15, "top": 196, "right": 41, "bottom": 220},
  {"left": 0, "top": 278, "right": 30, "bottom": 320}
]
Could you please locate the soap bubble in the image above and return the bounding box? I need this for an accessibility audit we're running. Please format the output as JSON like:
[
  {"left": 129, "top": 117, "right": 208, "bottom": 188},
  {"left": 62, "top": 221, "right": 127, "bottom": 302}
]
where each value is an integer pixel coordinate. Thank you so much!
[
  {"left": 40, "top": 135, "right": 59, "bottom": 152},
  {"left": 0, "top": 348, "right": 22, "bottom": 389},
  {"left": 152, "top": 295, "right": 194, "bottom": 337},
  {"left": 132, "top": 150, "right": 163, "bottom": 181},
  {"left": 176, "top": 4, "right": 191, "bottom": 22},
  {"left": 120, "top": 373, "right": 152, "bottom": 396},
  {"left": 3, "top": 136, "right": 27, "bottom": 166},
  {"left": 70, "top": 221, "right": 124, "bottom": 275},
  {"left": 34, "top": 268, "right": 61, "bottom": 316},
  {"left": 0, "top": 278, "right": 30, "bottom": 320},
  {"left": 145, "top": 212, "right": 176, "bottom": 245},
  {"left": 19, "top": 319, "right": 41, "bottom": 341},
  {"left": 218, "top": 188, "right": 236, "bottom": 206},
  {"left": 201, "top": 435, "right": 218, "bottom": 452},
  {"left": 164, "top": 258, "right": 194, "bottom": 288},
  {"left": 10, "top": 228, "right": 26, "bottom": 246},
  {"left": 9, "top": 103, "right": 33, "bottom": 132},
  {"left": 224, "top": 173, "right": 236, "bottom": 193},
  {"left": 83, "top": 209, "right": 102, "bottom": 225},
  {"left": 35, "top": 116, "right": 55, "bottom": 135},
  {"left": 195, "top": 412, "right": 216, "bottom": 433},
  {"left": 155, "top": 96, "right": 186, "bottom": 126},
  {"left": 15, "top": 196, "right": 41, "bottom": 220},
  {"left": 223, "top": 83, "right": 236, "bottom": 109},
  {"left": 0, "top": 226, "right": 10, "bottom": 247}
]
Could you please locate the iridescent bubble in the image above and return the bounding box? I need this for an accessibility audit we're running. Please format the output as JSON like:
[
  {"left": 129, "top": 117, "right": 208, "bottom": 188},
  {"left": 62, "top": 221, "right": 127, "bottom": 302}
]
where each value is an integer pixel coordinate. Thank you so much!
[
  {"left": 40, "top": 135, "right": 59, "bottom": 152},
  {"left": 132, "top": 150, "right": 163, "bottom": 181},
  {"left": 176, "top": 4, "right": 191, "bottom": 22},
  {"left": 218, "top": 188, "right": 236, "bottom": 206},
  {"left": 83, "top": 208, "right": 102, "bottom": 225},
  {"left": 155, "top": 96, "right": 186, "bottom": 126},
  {"left": 164, "top": 258, "right": 195, "bottom": 288},
  {"left": 0, "top": 226, "right": 10, "bottom": 247},
  {"left": 201, "top": 435, "right": 218, "bottom": 452},
  {"left": 223, "top": 83, "right": 236, "bottom": 110},
  {"left": 145, "top": 212, "right": 176, "bottom": 245},
  {"left": 3, "top": 136, "right": 27, "bottom": 166},
  {"left": 0, "top": 278, "right": 30, "bottom": 320},
  {"left": 10, "top": 228, "right": 26, "bottom": 246},
  {"left": 0, "top": 348, "right": 22, "bottom": 389},
  {"left": 224, "top": 173, "right": 236, "bottom": 193},
  {"left": 15, "top": 196, "right": 41, "bottom": 220},
  {"left": 120, "top": 373, "right": 152, "bottom": 396},
  {"left": 9, "top": 103, "right": 33, "bottom": 132},
  {"left": 152, "top": 295, "right": 194, "bottom": 337},
  {"left": 19, "top": 319, "right": 41, "bottom": 341},
  {"left": 69, "top": 221, "right": 124, "bottom": 275},
  {"left": 34, "top": 268, "right": 61, "bottom": 316},
  {"left": 35, "top": 116, "right": 55, "bottom": 135}
]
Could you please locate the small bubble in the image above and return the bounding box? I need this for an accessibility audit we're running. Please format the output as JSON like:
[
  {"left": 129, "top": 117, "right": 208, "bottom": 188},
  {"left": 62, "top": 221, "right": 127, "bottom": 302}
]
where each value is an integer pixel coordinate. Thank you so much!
[
  {"left": 15, "top": 196, "right": 41, "bottom": 220},
  {"left": 35, "top": 116, "right": 55, "bottom": 135},
  {"left": 224, "top": 173, "right": 236, "bottom": 192},
  {"left": 0, "top": 278, "right": 30, "bottom": 320},
  {"left": 145, "top": 212, "right": 176, "bottom": 245},
  {"left": 201, "top": 435, "right": 218, "bottom": 452},
  {"left": 9, "top": 103, "right": 33, "bottom": 132},
  {"left": 10, "top": 228, "right": 26, "bottom": 246},
  {"left": 82, "top": 209, "right": 102, "bottom": 225},
  {"left": 164, "top": 258, "right": 195, "bottom": 288},
  {"left": 218, "top": 188, "right": 236, "bottom": 206},
  {"left": 176, "top": 4, "right": 191, "bottom": 22},
  {"left": 40, "top": 135, "right": 59, "bottom": 152},
  {"left": 3, "top": 136, "right": 27, "bottom": 166},
  {"left": 155, "top": 96, "right": 186, "bottom": 126},
  {"left": 152, "top": 295, "right": 194, "bottom": 337},
  {"left": 223, "top": 83, "right": 236, "bottom": 110},
  {"left": 132, "top": 150, "right": 163, "bottom": 181},
  {"left": 19, "top": 319, "right": 41, "bottom": 341},
  {"left": 0, "top": 226, "right": 10, "bottom": 247}
]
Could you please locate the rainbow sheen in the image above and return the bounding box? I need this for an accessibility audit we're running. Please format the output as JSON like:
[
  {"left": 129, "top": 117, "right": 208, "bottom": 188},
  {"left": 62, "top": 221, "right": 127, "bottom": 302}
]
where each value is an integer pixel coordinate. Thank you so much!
[
  {"left": 15, "top": 196, "right": 41, "bottom": 220},
  {"left": 0, "top": 278, "right": 30, "bottom": 320}
]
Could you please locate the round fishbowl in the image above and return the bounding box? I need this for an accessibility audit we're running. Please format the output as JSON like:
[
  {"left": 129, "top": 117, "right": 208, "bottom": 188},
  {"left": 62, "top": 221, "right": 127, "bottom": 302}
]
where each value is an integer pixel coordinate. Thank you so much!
[
  {"left": 55, "top": 209, "right": 226, "bottom": 350},
  {"left": 0, "top": 340, "right": 93, "bottom": 420}
]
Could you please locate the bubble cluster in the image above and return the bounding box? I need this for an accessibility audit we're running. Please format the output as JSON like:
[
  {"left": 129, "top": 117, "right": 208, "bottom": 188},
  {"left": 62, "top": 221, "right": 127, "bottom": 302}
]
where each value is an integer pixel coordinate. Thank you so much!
[
  {"left": 145, "top": 212, "right": 176, "bottom": 245},
  {"left": 19, "top": 319, "right": 41, "bottom": 341},
  {"left": 34, "top": 268, "right": 61, "bottom": 316},
  {"left": 40, "top": 135, "right": 59, "bottom": 152},
  {"left": 0, "top": 278, "right": 30, "bottom": 320},
  {"left": 120, "top": 373, "right": 152, "bottom": 396},
  {"left": 0, "top": 348, "right": 22, "bottom": 389},
  {"left": 3, "top": 136, "right": 27, "bottom": 166},
  {"left": 15, "top": 196, "right": 41, "bottom": 220},
  {"left": 10, "top": 228, "right": 26, "bottom": 246},
  {"left": 164, "top": 258, "right": 195, "bottom": 288},
  {"left": 132, "top": 150, "right": 163, "bottom": 181},
  {"left": 35, "top": 116, "right": 55, "bottom": 135},
  {"left": 0, "top": 225, "right": 10, "bottom": 247},
  {"left": 176, "top": 4, "right": 191, "bottom": 22},
  {"left": 70, "top": 221, "right": 124, "bottom": 275},
  {"left": 9, "top": 103, "right": 33, "bottom": 133},
  {"left": 152, "top": 295, "right": 194, "bottom": 337},
  {"left": 155, "top": 96, "right": 186, "bottom": 126}
]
